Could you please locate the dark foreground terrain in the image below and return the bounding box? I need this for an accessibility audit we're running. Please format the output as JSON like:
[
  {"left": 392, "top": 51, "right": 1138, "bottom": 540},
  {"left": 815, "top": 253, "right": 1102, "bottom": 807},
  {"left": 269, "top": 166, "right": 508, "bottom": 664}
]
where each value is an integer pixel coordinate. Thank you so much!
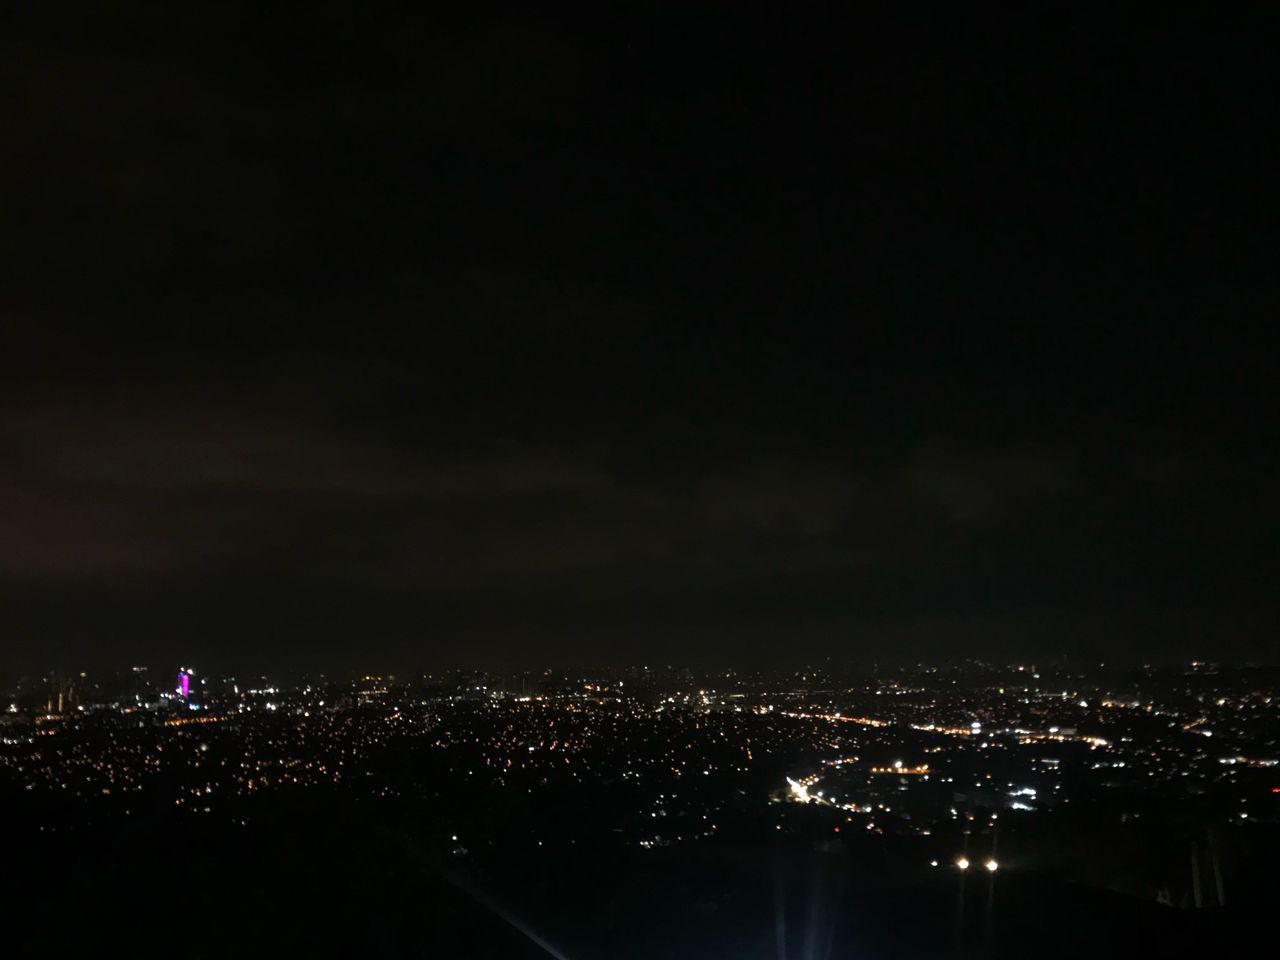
[{"left": 4, "top": 790, "right": 1275, "bottom": 959}]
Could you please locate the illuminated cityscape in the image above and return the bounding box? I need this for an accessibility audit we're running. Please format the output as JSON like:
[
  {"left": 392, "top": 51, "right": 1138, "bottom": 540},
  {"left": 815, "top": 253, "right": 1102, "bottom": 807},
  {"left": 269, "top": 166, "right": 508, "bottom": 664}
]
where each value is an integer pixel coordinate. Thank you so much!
[
  {"left": 4, "top": 4, "right": 1277, "bottom": 957},
  {"left": 3, "top": 660, "right": 1277, "bottom": 955}
]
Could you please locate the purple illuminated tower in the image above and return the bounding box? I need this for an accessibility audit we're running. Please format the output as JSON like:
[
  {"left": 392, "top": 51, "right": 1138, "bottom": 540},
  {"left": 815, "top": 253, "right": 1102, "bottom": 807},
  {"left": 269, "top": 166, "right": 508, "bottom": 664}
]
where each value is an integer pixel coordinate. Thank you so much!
[{"left": 177, "top": 669, "right": 191, "bottom": 699}]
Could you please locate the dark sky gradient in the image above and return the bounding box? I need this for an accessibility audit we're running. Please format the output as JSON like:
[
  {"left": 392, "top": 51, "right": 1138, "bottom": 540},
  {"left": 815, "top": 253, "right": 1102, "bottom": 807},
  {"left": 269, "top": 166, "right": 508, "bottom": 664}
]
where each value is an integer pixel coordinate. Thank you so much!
[{"left": 3, "top": 6, "right": 1277, "bottom": 673}]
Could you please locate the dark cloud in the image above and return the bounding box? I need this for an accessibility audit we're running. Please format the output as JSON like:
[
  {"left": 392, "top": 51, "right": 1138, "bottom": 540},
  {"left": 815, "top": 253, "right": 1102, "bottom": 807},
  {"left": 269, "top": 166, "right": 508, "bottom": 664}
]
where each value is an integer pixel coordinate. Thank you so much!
[
  {"left": 1, "top": 6, "right": 1277, "bottom": 672},
  {"left": 904, "top": 442, "right": 1077, "bottom": 526},
  {"left": 3, "top": 371, "right": 1273, "bottom": 672}
]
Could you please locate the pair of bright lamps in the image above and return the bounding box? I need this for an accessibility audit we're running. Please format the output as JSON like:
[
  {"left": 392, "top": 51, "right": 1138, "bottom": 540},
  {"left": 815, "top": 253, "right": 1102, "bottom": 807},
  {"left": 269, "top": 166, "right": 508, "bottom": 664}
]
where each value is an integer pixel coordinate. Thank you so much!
[{"left": 955, "top": 857, "right": 998, "bottom": 872}]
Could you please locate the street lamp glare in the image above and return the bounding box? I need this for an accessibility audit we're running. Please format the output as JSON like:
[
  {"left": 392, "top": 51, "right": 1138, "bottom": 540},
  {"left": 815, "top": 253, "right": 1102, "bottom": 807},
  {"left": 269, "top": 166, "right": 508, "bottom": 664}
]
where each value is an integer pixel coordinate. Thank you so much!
[
  {"left": 956, "top": 857, "right": 970, "bottom": 870},
  {"left": 985, "top": 859, "right": 998, "bottom": 872}
]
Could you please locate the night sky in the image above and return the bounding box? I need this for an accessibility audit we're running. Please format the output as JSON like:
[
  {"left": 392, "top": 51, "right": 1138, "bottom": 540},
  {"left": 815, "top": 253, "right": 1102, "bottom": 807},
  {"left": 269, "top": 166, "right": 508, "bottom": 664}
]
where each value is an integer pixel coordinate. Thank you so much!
[{"left": 3, "top": 6, "right": 1277, "bottom": 674}]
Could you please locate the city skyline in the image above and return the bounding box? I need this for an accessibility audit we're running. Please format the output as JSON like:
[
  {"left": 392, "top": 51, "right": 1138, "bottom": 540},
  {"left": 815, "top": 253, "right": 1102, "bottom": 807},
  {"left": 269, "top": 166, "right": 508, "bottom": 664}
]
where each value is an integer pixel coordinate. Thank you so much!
[{"left": 4, "top": 655, "right": 1276, "bottom": 956}]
